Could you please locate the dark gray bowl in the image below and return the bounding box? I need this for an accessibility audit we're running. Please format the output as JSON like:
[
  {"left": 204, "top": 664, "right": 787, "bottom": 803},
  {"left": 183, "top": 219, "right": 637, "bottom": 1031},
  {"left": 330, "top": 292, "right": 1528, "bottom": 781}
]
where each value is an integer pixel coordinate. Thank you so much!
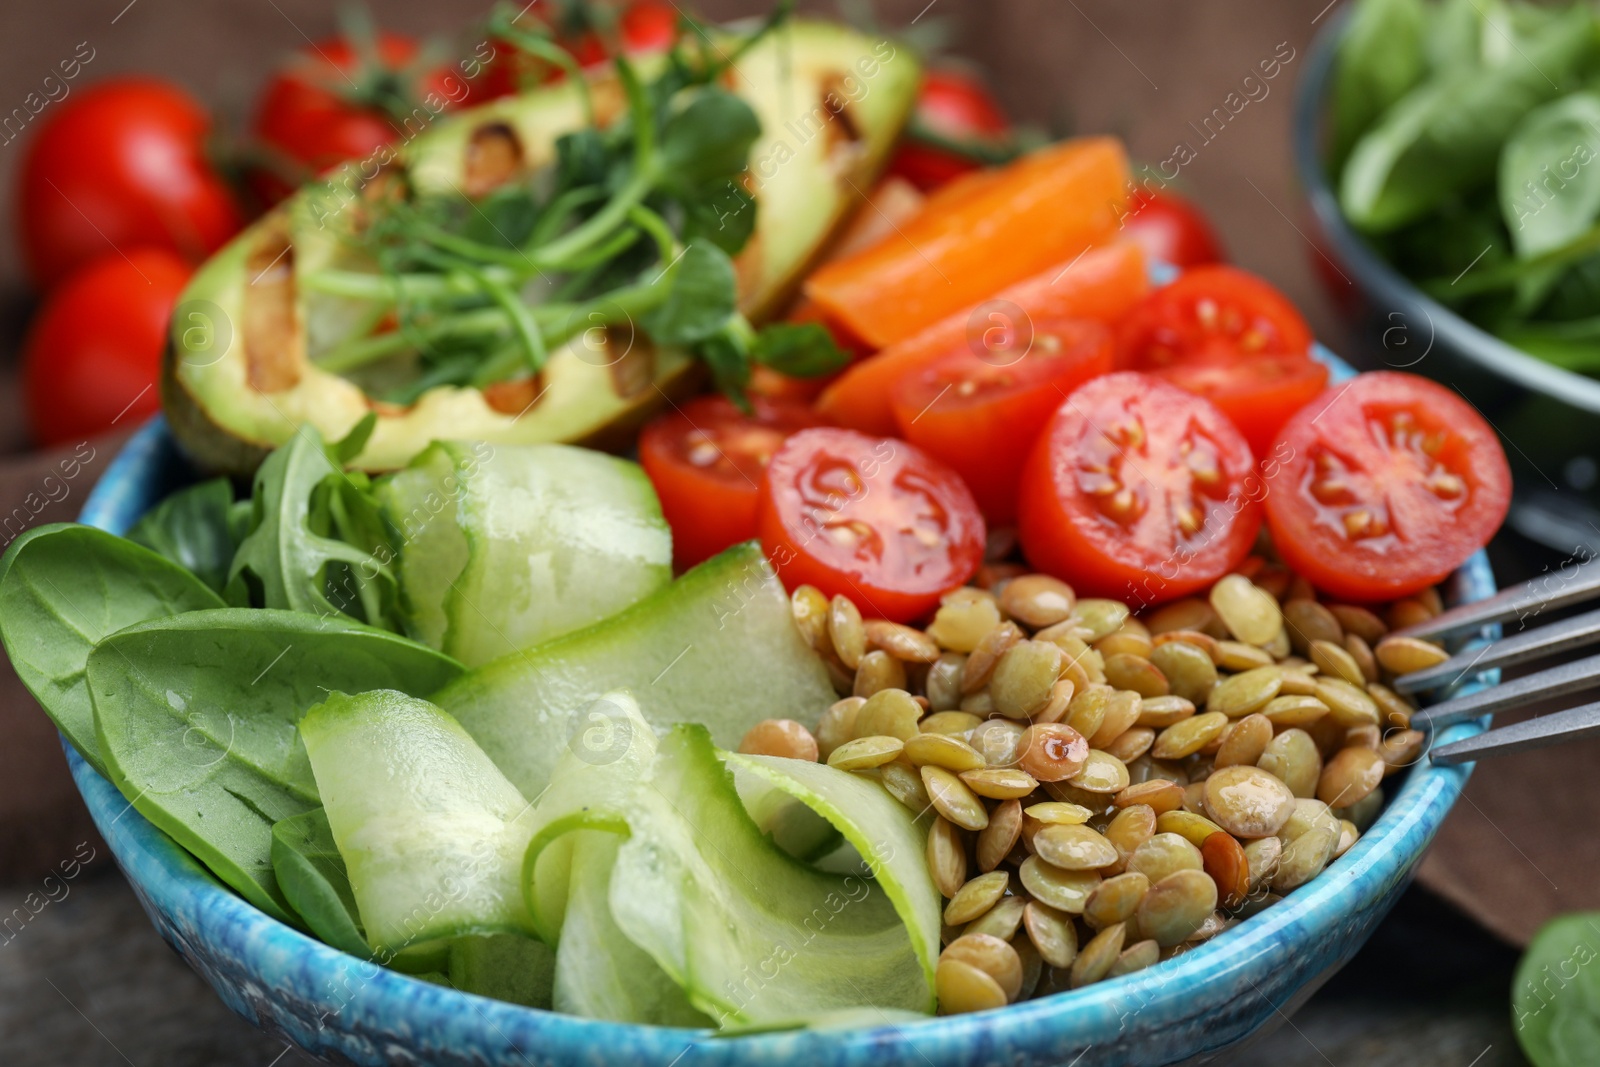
[{"left": 1294, "top": 10, "right": 1600, "bottom": 554}]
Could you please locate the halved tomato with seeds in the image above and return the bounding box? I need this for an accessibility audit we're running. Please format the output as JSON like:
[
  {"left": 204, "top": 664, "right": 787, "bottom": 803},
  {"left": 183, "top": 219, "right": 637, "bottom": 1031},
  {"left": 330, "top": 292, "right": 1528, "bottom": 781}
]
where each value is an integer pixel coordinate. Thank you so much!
[
  {"left": 1156, "top": 354, "right": 1329, "bottom": 457},
  {"left": 1117, "top": 265, "right": 1312, "bottom": 370},
  {"left": 888, "top": 318, "right": 1115, "bottom": 523},
  {"left": 1017, "top": 372, "right": 1263, "bottom": 606},
  {"left": 639, "top": 396, "right": 823, "bottom": 570},
  {"left": 1264, "top": 372, "right": 1511, "bottom": 602},
  {"left": 757, "top": 427, "right": 986, "bottom": 622}
]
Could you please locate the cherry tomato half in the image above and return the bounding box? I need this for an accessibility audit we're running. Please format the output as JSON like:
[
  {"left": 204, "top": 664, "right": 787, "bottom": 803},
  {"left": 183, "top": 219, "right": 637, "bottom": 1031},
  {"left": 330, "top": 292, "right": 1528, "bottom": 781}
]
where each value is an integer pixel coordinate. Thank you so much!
[
  {"left": 1157, "top": 354, "right": 1329, "bottom": 458},
  {"left": 886, "top": 68, "right": 1012, "bottom": 192},
  {"left": 1017, "top": 372, "right": 1263, "bottom": 606},
  {"left": 889, "top": 318, "right": 1115, "bottom": 524},
  {"left": 758, "top": 428, "right": 986, "bottom": 623},
  {"left": 22, "top": 248, "right": 193, "bottom": 447},
  {"left": 253, "top": 32, "right": 457, "bottom": 182},
  {"left": 1121, "top": 189, "right": 1226, "bottom": 270},
  {"left": 17, "top": 78, "right": 242, "bottom": 290},
  {"left": 1264, "top": 372, "right": 1511, "bottom": 602},
  {"left": 1117, "top": 265, "right": 1313, "bottom": 371},
  {"left": 639, "top": 396, "right": 823, "bottom": 570}
]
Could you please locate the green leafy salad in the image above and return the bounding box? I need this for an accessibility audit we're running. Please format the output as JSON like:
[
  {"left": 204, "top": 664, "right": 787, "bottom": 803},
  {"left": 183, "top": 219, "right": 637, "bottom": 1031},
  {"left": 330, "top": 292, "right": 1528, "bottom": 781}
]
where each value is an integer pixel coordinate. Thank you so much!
[{"left": 1331, "top": 0, "right": 1600, "bottom": 373}]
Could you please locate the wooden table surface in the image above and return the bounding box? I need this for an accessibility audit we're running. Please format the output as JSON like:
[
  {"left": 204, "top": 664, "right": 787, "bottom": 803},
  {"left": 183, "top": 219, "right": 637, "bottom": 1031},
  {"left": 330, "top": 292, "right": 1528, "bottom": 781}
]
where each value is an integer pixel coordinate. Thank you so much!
[{"left": 0, "top": 0, "right": 1577, "bottom": 1062}]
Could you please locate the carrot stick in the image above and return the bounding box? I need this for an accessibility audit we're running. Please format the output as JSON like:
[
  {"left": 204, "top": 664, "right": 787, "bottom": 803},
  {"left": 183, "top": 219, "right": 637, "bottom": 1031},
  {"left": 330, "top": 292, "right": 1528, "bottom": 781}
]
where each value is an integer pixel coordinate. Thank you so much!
[
  {"left": 816, "top": 241, "right": 1150, "bottom": 434},
  {"left": 803, "top": 137, "right": 1131, "bottom": 349}
]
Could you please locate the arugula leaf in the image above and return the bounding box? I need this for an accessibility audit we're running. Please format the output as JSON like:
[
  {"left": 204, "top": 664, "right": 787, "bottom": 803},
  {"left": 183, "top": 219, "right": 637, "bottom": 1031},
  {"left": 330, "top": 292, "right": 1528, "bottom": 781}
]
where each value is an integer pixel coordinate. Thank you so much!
[
  {"left": 1340, "top": 4, "right": 1597, "bottom": 233},
  {"left": 0, "top": 524, "right": 225, "bottom": 776},
  {"left": 658, "top": 88, "right": 762, "bottom": 190},
  {"left": 87, "top": 608, "right": 463, "bottom": 924},
  {"left": 227, "top": 426, "right": 399, "bottom": 629},
  {"left": 271, "top": 807, "right": 369, "bottom": 957},
  {"left": 126, "top": 478, "right": 241, "bottom": 595},
  {"left": 1330, "top": 0, "right": 1427, "bottom": 168},
  {"left": 639, "top": 240, "right": 738, "bottom": 346},
  {"left": 752, "top": 321, "right": 851, "bottom": 378}
]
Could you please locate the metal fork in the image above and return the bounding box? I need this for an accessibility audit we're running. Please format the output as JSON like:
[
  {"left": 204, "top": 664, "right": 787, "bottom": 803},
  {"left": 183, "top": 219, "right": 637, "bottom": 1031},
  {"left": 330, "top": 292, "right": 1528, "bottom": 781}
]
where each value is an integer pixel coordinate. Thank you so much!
[{"left": 1378, "top": 558, "right": 1600, "bottom": 765}]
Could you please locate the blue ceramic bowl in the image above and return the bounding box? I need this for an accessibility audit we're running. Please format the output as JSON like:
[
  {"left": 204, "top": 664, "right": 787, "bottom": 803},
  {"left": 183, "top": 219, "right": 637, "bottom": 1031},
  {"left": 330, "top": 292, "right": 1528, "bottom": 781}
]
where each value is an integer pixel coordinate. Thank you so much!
[{"left": 68, "top": 353, "right": 1495, "bottom": 1066}]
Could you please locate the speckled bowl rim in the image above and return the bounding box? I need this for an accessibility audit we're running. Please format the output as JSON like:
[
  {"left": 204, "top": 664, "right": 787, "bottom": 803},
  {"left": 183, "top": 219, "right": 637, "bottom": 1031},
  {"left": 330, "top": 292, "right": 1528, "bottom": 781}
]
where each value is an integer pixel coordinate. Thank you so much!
[{"left": 66, "top": 346, "right": 1495, "bottom": 1065}]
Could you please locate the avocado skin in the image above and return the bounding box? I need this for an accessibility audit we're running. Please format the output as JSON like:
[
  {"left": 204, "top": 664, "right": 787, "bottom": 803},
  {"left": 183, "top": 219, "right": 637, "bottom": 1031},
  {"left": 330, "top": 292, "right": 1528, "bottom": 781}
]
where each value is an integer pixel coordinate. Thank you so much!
[{"left": 161, "top": 338, "right": 274, "bottom": 478}]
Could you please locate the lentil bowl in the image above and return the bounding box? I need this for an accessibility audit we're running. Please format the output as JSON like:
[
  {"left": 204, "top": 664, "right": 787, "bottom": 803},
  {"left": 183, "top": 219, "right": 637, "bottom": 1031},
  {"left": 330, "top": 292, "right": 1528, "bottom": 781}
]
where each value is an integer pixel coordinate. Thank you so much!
[{"left": 67, "top": 341, "right": 1497, "bottom": 1066}]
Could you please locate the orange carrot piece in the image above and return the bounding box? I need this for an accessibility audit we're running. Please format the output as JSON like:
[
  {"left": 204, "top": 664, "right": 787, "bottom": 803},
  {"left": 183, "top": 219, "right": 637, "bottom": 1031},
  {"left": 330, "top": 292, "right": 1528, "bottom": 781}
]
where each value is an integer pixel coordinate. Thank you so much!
[
  {"left": 803, "top": 137, "right": 1131, "bottom": 349},
  {"left": 815, "top": 241, "right": 1150, "bottom": 435}
]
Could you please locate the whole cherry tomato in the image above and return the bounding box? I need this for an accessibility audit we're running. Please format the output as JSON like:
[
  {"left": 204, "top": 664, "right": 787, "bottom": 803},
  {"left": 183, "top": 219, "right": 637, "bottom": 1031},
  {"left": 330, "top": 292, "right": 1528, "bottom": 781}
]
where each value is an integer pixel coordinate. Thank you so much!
[
  {"left": 758, "top": 427, "right": 986, "bottom": 622},
  {"left": 639, "top": 396, "right": 823, "bottom": 570},
  {"left": 253, "top": 31, "right": 457, "bottom": 182},
  {"left": 886, "top": 69, "right": 1012, "bottom": 192},
  {"left": 1265, "top": 372, "right": 1511, "bottom": 602},
  {"left": 1017, "top": 372, "right": 1263, "bottom": 606},
  {"left": 22, "top": 248, "right": 192, "bottom": 447},
  {"left": 16, "top": 78, "right": 241, "bottom": 290},
  {"left": 1122, "top": 189, "right": 1226, "bottom": 269}
]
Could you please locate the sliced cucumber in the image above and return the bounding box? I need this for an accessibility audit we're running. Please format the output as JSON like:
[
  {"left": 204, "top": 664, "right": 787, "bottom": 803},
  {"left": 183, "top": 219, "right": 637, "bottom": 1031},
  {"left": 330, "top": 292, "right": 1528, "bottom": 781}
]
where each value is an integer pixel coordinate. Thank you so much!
[
  {"left": 554, "top": 830, "right": 712, "bottom": 1027},
  {"left": 520, "top": 690, "right": 656, "bottom": 944},
  {"left": 734, "top": 770, "right": 842, "bottom": 863},
  {"left": 375, "top": 441, "right": 671, "bottom": 667},
  {"left": 299, "top": 690, "right": 536, "bottom": 953},
  {"left": 725, "top": 753, "right": 940, "bottom": 1005},
  {"left": 609, "top": 725, "right": 930, "bottom": 1024},
  {"left": 438, "top": 542, "right": 835, "bottom": 798}
]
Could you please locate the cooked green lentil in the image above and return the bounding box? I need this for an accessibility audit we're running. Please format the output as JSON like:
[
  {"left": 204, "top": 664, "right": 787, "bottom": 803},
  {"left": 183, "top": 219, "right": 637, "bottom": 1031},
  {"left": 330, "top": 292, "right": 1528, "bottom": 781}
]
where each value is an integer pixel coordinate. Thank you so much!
[{"left": 786, "top": 556, "right": 1448, "bottom": 1014}]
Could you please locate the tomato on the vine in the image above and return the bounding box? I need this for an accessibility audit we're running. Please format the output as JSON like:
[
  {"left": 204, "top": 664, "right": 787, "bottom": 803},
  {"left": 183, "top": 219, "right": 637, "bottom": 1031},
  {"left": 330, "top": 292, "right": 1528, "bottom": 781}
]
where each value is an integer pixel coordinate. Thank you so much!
[
  {"left": 1264, "top": 372, "right": 1511, "bottom": 602},
  {"left": 1017, "top": 372, "right": 1263, "bottom": 605},
  {"left": 473, "top": 0, "right": 680, "bottom": 99},
  {"left": 22, "top": 248, "right": 193, "bottom": 447},
  {"left": 17, "top": 78, "right": 242, "bottom": 290},
  {"left": 1117, "top": 265, "right": 1313, "bottom": 371},
  {"left": 253, "top": 31, "right": 458, "bottom": 183},
  {"left": 639, "top": 396, "right": 823, "bottom": 570},
  {"left": 886, "top": 69, "right": 1012, "bottom": 192},
  {"left": 889, "top": 318, "right": 1115, "bottom": 523},
  {"left": 1121, "top": 189, "right": 1226, "bottom": 269},
  {"left": 758, "top": 428, "right": 986, "bottom": 623}
]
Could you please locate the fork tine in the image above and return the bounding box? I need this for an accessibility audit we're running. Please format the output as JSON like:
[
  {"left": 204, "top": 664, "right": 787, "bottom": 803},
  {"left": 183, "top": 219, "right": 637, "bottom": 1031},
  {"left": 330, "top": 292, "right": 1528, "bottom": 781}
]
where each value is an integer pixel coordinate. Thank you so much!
[
  {"left": 1429, "top": 699, "right": 1600, "bottom": 766},
  {"left": 1394, "top": 604, "right": 1600, "bottom": 693},
  {"left": 1391, "top": 556, "right": 1600, "bottom": 643},
  {"left": 1408, "top": 651, "right": 1600, "bottom": 732}
]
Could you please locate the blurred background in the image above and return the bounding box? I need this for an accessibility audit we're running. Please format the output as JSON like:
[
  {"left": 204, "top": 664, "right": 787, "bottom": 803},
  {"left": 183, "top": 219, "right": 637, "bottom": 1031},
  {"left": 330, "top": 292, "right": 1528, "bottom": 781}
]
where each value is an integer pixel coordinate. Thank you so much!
[{"left": 0, "top": 1, "right": 1579, "bottom": 1063}]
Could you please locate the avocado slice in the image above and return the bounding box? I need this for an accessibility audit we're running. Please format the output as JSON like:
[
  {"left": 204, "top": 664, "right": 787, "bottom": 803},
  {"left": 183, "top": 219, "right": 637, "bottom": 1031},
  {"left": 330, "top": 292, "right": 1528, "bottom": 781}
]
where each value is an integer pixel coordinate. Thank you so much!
[{"left": 163, "top": 22, "right": 919, "bottom": 474}]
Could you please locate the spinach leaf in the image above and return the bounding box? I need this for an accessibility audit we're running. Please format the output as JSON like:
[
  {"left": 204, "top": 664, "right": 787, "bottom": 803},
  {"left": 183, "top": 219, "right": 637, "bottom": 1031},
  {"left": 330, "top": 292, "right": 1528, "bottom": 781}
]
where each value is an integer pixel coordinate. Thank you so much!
[
  {"left": 639, "top": 240, "right": 738, "bottom": 345},
  {"left": 0, "top": 524, "right": 225, "bottom": 776},
  {"left": 1426, "top": 0, "right": 1488, "bottom": 74},
  {"left": 87, "top": 609, "right": 462, "bottom": 924},
  {"left": 752, "top": 322, "right": 852, "bottom": 378},
  {"left": 1513, "top": 912, "right": 1600, "bottom": 1067},
  {"left": 127, "top": 478, "right": 240, "bottom": 595},
  {"left": 1501, "top": 93, "right": 1600, "bottom": 260},
  {"left": 227, "top": 425, "right": 399, "bottom": 630},
  {"left": 1331, "top": 0, "right": 1428, "bottom": 168},
  {"left": 658, "top": 88, "right": 763, "bottom": 190},
  {"left": 271, "top": 807, "right": 368, "bottom": 957},
  {"left": 1340, "top": 4, "right": 1597, "bottom": 233}
]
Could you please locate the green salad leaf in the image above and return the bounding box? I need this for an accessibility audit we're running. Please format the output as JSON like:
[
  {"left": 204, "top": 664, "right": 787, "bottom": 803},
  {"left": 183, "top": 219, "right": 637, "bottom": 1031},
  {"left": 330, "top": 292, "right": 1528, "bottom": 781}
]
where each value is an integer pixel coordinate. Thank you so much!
[
  {"left": 88, "top": 610, "right": 462, "bottom": 924},
  {"left": 126, "top": 478, "right": 246, "bottom": 595},
  {"left": 0, "top": 523, "right": 225, "bottom": 775},
  {"left": 1501, "top": 93, "right": 1600, "bottom": 261},
  {"left": 1330, "top": 0, "right": 1428, "bottom": 168},
  {"left": 1514, "top": 912, "right": 1600, "bottom": 1067},
  {"left": 271, "top": 808, "right": 369, "bottom": 957}
]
